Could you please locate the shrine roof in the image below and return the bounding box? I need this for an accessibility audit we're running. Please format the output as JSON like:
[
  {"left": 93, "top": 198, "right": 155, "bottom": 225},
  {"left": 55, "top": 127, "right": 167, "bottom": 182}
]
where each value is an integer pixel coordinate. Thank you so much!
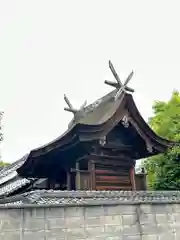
[
  {"left": 68, "top": 89, "right": 124, "bottom": 126},
  {"left": 64, "top": 60, "right": 133, "bottom": 127},
  {"left": 27, "top": 90, "right": 174, "bottom": 157},
  {"left": 26, "top": 61, "right": 175, "bottom": 157},
  {"left": 0, "top": 61, "right": 176, "bottom": 180}
]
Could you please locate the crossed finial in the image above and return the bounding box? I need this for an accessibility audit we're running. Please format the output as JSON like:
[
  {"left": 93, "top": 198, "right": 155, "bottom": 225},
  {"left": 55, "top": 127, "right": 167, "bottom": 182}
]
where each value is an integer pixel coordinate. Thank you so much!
[
  {"left": 105, "top": 61, "right": 134, "bottom": 101},
  {"left": 64, "top": 94, "right": 87, "bottom": 117}
]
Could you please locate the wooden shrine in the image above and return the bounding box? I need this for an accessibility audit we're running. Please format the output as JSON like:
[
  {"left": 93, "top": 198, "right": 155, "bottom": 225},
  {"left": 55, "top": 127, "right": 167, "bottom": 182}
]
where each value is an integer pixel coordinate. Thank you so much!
[{"left": 17, "top": 61, "right": 174, "bottom": 191}]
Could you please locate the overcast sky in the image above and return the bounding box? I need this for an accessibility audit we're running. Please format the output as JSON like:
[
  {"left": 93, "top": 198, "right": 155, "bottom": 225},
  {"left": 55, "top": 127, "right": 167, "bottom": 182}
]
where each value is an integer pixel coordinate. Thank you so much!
[{"left": 0, "top": 1, "right": 180, "bottom": 163}]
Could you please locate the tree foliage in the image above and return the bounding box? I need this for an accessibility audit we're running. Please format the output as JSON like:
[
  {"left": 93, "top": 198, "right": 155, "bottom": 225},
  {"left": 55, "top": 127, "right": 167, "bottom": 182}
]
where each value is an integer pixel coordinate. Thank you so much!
[
  {"left": 0, "top": 161, "right": 9, "bottom": 167},
  {"left": 144, "top": 90, "right": 180, "bottom": 190}
]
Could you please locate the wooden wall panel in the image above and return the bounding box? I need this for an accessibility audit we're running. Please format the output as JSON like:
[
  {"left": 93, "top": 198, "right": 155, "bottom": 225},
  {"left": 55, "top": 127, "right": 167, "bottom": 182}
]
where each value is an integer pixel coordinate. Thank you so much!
[
  {"left": 96, "top": 175, "right": 131, "bottom": 185},
  {"left": 94, "top": 159, "right": 133, "bottom": 191},
  {"left": 96, "top": 185, "right": 132, "bottom": 190}
]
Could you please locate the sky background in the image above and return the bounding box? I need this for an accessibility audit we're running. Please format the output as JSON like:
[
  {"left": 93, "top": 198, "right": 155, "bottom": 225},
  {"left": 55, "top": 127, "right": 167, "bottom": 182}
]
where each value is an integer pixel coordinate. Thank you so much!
[{"left": 0, "top": 1, "right": 180, "bottom": 163}]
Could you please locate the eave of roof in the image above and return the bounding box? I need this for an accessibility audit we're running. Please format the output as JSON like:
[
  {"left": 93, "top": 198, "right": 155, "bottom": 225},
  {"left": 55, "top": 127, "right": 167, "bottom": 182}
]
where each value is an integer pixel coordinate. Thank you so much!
[
  {"left": 0, "top": 177, "right": 31, "bottom": 198},
  {"left": 16, "top": 95, "right": 176, "bottom": 179},
  {"left": 24, "top": 91, "right": 175, "bottom": 157},
  {"left": 0, "top": 80, "right": 173, "bottom": 182},
  {"left": 16, "top": 89, "right": 176, "bottom": 176},
  {"left": 0, "top": 155, "right": 28, "bottom": 179}
]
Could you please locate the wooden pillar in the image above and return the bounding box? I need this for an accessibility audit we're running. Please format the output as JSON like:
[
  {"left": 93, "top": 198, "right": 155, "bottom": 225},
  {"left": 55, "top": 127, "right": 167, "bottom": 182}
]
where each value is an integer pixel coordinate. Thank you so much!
[
  {"left": 75, "top": 162, "right": 81, "bottom": 190},
  {"left": 130, "top": 167, "right": 136, "bottom": 191},
  {"left": 67, "top": 172, "right": 71, "bottom": 190},
  {"left": 90, "top": 160, "right": 96, "bottom": 190}
]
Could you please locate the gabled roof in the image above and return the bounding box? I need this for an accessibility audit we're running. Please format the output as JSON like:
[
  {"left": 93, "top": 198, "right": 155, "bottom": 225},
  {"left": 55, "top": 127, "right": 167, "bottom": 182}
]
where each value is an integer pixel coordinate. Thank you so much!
[
  {"left": 3, "top": 61, "right": 176, "bottom": 178},
  {"left": 16, "top": 59, "right": 176, "bottom": 176},
  {"left": 21, "top": 90, "right": 175, "bottom": 156}
]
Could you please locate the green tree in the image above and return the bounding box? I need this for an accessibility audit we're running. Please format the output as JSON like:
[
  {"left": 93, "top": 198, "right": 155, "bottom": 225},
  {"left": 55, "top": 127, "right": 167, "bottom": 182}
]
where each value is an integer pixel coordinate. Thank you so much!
[
  {"left": 0, "top": 161, "right": 9, "bottom": 167},
  {"left": 144, "top": 90, "right": 180, "bottom": 190}
]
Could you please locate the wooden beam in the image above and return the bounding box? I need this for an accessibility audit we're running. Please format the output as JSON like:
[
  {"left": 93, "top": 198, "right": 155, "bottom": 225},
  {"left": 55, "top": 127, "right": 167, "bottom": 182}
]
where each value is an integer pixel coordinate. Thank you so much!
[
  {"left": 90, "top": 153, "right": 132, "bottom": 160},
  {"left": 92, "top": 158, "right": 133, "bottom": 167},
  {"left": 96, "top": 179, "right": 131, "bottom": 186},
  {"left": 103, "top": 142, "right": 132, "bottom": 150},
  {"left": 70, "top": 169, "right": 90, "bottom": 173},
  {"left": 104, "top": 80, "right": 134, "bottom": 93},
  {"left": 95, "top": 169, "right": 129, "bottom": 175},
  {"left": 104, "top": 60, "right": 134, "bottom": 100},
  {"left": 96, "top": 175, "right": 131, "bottom": 183},
  {"left": 96, "top": 185, "right": 132, "bottom": 190},
  {"left": 64, "top": 94, "right": 87, "bottom": 117}
]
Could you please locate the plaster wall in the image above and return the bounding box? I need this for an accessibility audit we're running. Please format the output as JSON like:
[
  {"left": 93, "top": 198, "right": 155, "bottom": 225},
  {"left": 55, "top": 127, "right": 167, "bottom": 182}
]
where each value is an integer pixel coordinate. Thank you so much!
[{"left": 0, "top": 202, "right": 180, "bottom": 240}]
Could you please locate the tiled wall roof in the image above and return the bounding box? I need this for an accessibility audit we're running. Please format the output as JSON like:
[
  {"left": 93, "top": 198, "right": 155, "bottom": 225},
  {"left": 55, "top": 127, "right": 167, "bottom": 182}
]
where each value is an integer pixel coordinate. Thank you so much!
[{"left": 1, "top": 190, "right": 180, "bottom": 206}]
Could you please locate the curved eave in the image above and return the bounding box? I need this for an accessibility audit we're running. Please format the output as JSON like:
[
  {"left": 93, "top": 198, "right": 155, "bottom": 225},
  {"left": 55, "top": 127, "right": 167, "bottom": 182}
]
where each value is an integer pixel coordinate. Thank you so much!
[
  {"left": 126, "top": 94, "right": 176, "bottom": 151},
  {"left": 17, "top": 95, "right": 127, "bottom": 175},
  {"left": 0, "top": 177, "right": 32, "bottom": 198},
  {"left": 18, "top": 92, "right": 175, "bottom": 175}
]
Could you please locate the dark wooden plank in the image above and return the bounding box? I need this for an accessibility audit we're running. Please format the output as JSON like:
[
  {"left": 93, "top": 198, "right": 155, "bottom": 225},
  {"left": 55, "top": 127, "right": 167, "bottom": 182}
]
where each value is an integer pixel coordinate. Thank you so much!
[
  {"left": 95, "top": 169, "right": 129, "bottom": 175},
  {"left": 71, "top": 168, "right": 90, "bottom": 173},
  {"left": 96, "top": 175, "right": 131, "bottom": 183},
  {"left": 96, "top": 185, "right": 132, "bottom": 190},
  {"left": 96, "top": 181, "right": 131, "bottom": 187},
  {"left": 103, "top": 142, "right": 132, "bottom": 150},
  {"left": 91, "top": 153, "right": 132, "bottom": 162},
  {"left": 96, "top": 175, "right": 129, "bottom": 180},
  {"left": 95, "top": 168, "right": 131, "bottom": 174},
  {"left": 94, "top": 157, "right": 132, "bottom": 163},
  {"left": 95, "top": 161, "right": 133, "bottom": 168},
  {"left": 96, "top": 180, "right": 130, "bottom": 186},
  {"left": 95, "top": 169, "right": 119, "bottom": 175},
  {"left": 91, "top": 148, "right": 132, "bottom": 156}
]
